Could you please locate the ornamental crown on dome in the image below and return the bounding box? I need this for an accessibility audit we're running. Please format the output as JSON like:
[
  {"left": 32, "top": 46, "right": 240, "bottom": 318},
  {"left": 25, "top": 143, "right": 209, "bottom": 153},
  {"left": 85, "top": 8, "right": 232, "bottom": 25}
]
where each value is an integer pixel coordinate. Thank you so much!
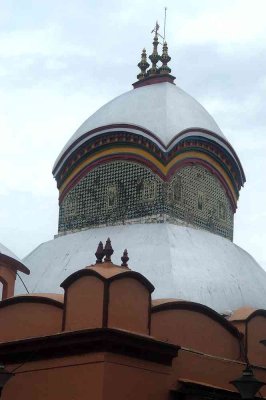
[{"left": 133, "top": 20, "right": 175, "bottom": 88}]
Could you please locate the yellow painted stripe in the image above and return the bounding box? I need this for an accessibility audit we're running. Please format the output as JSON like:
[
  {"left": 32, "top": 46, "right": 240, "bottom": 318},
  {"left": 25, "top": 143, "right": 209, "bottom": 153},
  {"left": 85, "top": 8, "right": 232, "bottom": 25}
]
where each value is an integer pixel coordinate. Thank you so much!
[{"left": 59, "top": 147, "right": 237, "bottom": 202}]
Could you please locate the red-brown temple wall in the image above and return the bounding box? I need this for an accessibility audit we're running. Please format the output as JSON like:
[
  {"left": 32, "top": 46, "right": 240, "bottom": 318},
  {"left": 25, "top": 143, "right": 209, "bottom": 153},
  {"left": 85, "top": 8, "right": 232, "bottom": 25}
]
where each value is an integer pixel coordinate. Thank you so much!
[
  {"left": 108, "top": 278, "right": 150, "bottom": 334},
  {"left": 102, "top": 353, "right": 171, "bottom": 400},
  {"left": 171, "top": 350, "right": 245, "bottom": 392},
  {"left": 0, "top": 265, "right": 16, "bottom": 299},
  {"left": 0, "top": 302, "right": 63, "bottom": 342},
  {"left": 246, "top": 315, "right": 266, "bottom": 367},
  {"left": 64, "top": 275, "right": 104, "bottom": 330},
  {"left": 3, "top": 354, "right": 105, "bottom": 400},
  {"left": 3, "top": 353, "right": 171, "bottom": 400},
  {"left": 151, "top": 309, "right": 241, "bottom": 359}
]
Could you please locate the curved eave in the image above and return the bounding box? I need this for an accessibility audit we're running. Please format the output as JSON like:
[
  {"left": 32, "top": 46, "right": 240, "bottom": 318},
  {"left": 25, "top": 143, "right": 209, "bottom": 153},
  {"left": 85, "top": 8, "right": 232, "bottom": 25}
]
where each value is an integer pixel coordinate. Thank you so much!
[
  {"left": 54, "top": 81, "right": 227, "bottom": 165},
  {"left": 53, "top": 124, "right": 245, "bottom": 184},
  {"left": 54, "top": 127, "right": 244, "bottom": 213},
  {"left": 0, "top": 295, "right": 63, "bottom": 309},
  {"left": 152, "top": 299, "right": 242, "bottom": 338},
  {"left": 0, "top": 253, "right": 30, "bottom": 275},
  {"left": 60, "top": 266, "right": 155, "bottom": 293},
  {"left": 58, "top": 151, "right": 239, "bottom": 213},
  {"left": 229, "top": 308, "right": 266, "bottom": 323}
]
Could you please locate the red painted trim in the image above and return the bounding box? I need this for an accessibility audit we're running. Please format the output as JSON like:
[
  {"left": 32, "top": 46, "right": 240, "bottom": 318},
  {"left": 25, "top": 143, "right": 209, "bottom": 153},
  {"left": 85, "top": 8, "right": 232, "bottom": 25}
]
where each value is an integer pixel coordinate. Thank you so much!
[
  {"left": 151, "top": 300, "right": 242, "bottom": 339},
  {"left": 0, "top": 295, "right": 64, "bottom": 309},
  {"left": 59, "top": 153, "right": 166, "bottom": 203},
  {"left": 0, "top": 327, "right": 179, "bottom": 366},
  {"left": 53, "top": 124, "right": 245, "bottom": 183},
  {"left": 169, "top": 128, "right": 245, "bottom": 182},
  {"left": 60, "top": 268, "right": 155, "bottom": 293},
  {"left": 53, "top": 124, "right": 166, "bottom": 172},
  {"left": 132, "top": 74, "right": 176, "bottom": 89}
]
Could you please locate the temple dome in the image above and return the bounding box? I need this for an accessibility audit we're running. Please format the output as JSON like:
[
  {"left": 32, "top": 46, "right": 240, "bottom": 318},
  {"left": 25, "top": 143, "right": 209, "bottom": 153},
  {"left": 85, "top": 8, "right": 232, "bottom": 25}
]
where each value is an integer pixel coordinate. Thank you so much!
[
  {"left": 19, "top": 224, "right": 266, "bottom": 313},
  {"left": 55, "top": 82, "right": 227, "bottom": 168}
]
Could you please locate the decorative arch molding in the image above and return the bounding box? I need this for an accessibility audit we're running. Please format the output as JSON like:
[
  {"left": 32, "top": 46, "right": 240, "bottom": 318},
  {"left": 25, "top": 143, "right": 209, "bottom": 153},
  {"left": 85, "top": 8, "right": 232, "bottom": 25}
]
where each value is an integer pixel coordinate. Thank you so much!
[
  {"left": 151, "top": 300, "right": 242, "bottom": 339},
  {"left": 61, "top": 268, "right": 155, "bottom": 293},
  {"left": 0, "top": 295, "right": 64, "bottom": 309},
  {"left": 58, "top": 149, "right": 238, "bottom": 212},
  {"left": 53, "top": 124, "right": 245, "bottom": 184}
]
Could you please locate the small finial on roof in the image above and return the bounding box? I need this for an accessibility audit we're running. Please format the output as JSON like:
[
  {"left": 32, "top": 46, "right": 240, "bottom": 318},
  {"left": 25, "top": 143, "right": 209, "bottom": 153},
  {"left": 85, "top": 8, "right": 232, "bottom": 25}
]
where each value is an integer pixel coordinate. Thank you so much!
[
  {"left": 121, "top": 249, "right": 129, "bottom": 267},
  {"left": 137, "top": 48, "right": 150, "bottom": 80},
  {"left": 159, "top": 41, "right": 171, "bottom": 75},
  {"left": 104, "top": 238, "right": 114, "bottom": 262},
  {"left": 95, "top": 241, "right": 104, "bottom": 263}
]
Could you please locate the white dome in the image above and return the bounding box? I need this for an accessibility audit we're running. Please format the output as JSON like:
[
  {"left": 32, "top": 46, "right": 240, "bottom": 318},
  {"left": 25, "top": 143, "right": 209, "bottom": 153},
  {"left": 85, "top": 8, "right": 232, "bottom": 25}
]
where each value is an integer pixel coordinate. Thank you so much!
[
  {"left": 20, "top": 224, "right": 266, "bottom": 313},
  {"left": 55, "top": 83, "right": 226, "bottom": 168},
  {"left": 0, "top": 242, "right": 20, "bottom": 262}
]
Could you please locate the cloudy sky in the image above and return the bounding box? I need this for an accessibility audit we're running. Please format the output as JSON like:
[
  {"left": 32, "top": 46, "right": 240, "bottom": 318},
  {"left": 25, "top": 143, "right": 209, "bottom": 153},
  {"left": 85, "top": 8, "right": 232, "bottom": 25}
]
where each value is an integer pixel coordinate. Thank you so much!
[{"left": 0, "top": 0, "right": 265, "bottom": 269}]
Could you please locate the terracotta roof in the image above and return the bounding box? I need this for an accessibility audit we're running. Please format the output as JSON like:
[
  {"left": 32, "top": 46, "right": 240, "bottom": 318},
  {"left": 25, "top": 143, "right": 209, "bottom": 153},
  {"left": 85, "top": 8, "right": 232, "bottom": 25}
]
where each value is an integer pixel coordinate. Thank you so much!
[
  {"left": 16, "top": 293, "right": 64, "bottom": 303},
  {"left": 0, "top": 294, "right": 64, "bottom": 309},
  {"left": 151, "top": 299, "right": 241, "bottom": 338},
  {"left": 86, "top": 262, "right": 130, "bottom": 279},
  {"left": 0, "top": 243, "right": 30, "bottom": 275},
  {"left": 228, "top": 307, "right": 258, "bottom": 321},
  {"left": 152, "top": 298, "right": 185, "bottom": 307},
  {"left": 61, "top": 261, "right": 154, "bottom": 293}
]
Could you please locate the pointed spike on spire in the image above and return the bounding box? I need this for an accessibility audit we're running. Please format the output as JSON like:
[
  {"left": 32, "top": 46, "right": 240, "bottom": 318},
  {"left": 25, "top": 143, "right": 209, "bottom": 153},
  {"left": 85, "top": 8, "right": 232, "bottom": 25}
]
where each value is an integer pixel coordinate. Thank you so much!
[
  {"left": 137, "top": 48, "right": 150, "bottom": 80},
  {"left": 95, "top": 241, "right": 104, "bottom": 263},
  {"left": 151, "top": 20, "right": 160, "bottom": 37},
  {"left": 121, "top": 249, "right": 129, "bottom": 267},
  {"left": 104, "top": 238, "right": 114, "bottom": 262}
]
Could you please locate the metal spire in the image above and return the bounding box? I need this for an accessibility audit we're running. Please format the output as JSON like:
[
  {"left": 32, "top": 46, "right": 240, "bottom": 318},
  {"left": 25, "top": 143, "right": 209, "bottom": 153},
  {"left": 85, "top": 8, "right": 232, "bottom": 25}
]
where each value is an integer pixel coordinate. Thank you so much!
[
  {"left": 163, "top": 7, "right": 167, "bottom": 42},
  {"left": 137, "top": 48, "right": 150, "bottom": 80},
  {"left": 133, "top": 9, "right": 176, "bottom": 88},
  {"left": 147, "top": 21, "right": 160, "bottom": 76},
  {"left": 159, "top": 41, "right": 171, "bottom": 75}
]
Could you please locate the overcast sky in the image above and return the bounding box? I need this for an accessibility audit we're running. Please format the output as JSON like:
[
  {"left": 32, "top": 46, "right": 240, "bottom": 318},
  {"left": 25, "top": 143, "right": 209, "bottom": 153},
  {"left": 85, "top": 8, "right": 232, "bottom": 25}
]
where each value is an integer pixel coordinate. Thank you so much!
[{"left": 0, "top": 0, "right": 265, "bottom": 269}]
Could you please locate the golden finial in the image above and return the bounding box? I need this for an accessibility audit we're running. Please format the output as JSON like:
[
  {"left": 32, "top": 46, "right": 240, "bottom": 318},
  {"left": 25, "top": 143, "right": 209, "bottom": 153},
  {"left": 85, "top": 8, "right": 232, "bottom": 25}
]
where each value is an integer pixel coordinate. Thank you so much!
[
  {"left": 137, "top": 48, "right": 150, "bottom": 80},
  {"left": 159, "top": 41, "right": 171, "bottom": 75},
  {"left": 147, "top": 21, "right": 160, "bottom": 76},
  {"left": 132, "top": 8, "right": 176, "bottom": 88}
]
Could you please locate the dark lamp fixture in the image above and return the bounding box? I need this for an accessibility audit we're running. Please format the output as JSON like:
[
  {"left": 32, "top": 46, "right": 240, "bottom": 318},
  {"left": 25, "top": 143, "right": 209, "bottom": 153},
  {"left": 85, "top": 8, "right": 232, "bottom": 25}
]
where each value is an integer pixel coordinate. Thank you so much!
[
  {"left": 0, "top": 365, "right": 13, "bottom": 396},
  {"left": 230, "top": 365, "right": 265, "bottom": 400}
]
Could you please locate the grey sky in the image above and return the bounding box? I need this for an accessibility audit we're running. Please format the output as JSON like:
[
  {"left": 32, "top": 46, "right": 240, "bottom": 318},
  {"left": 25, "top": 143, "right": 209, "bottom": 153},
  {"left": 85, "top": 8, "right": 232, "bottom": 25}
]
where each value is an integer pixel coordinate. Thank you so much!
[{"left": 0, "top": 0, "right": 265, "bottom": 269}]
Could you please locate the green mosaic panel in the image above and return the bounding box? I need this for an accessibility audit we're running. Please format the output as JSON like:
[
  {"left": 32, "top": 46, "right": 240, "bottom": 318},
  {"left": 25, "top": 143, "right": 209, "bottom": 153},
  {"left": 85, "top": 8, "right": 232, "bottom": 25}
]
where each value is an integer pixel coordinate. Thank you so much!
[{"left": 58, "top": 161, "right": 233, "bottom": 239}]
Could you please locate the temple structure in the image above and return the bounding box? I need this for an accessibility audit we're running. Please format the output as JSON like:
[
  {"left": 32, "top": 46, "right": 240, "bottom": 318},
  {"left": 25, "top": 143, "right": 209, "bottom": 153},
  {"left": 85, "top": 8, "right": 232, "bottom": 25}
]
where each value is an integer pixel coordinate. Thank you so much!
[
  {"left": 0, "top": 23, "right": 266, "bottom": 399},
  {"left": 0, "top": 242, "right": 266, "bottom": 399},
  {"left": 10, "top": 25, "right": 266, "bottom": 314}
]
